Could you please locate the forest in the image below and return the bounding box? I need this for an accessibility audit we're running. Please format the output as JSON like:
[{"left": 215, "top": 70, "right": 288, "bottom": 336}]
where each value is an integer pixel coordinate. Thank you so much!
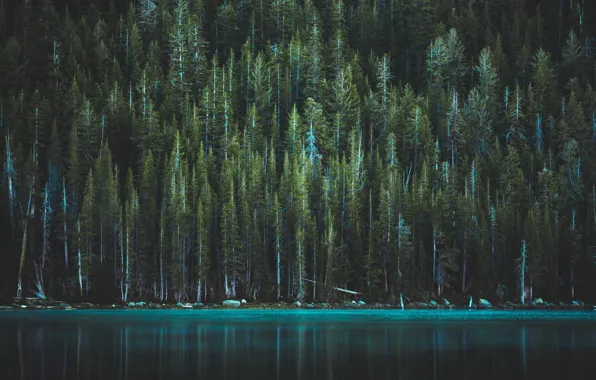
[{"left": 1, "top": 0, "right": 596, "bottom": 305}]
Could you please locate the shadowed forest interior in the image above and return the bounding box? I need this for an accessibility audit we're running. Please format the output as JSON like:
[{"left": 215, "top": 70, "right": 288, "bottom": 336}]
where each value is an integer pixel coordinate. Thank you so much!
[{"left": 1, "top": 0, "right": 596, "bottom": 305}]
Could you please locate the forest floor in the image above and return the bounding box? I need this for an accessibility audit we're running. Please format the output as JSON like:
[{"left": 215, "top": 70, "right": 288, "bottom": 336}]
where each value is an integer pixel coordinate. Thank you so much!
[{"left": 0, "top": 297, "right": 594, "bottom": 311}]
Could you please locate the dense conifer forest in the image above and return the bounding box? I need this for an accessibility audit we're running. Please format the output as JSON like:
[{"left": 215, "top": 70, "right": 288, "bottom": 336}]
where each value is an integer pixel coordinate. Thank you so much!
[{"left": 1, "top": 0, "right": 596, "bottom": 304}]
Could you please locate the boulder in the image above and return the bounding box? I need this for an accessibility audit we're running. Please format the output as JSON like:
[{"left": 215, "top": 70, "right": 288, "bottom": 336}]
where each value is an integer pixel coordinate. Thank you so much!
[
  {"left": 358, "top": 300, "right": 366, "bottom": 306},
  {"left": 195, "top": 302, "right": 203, "bottom": 306},
  {"left": 443, "top": 299, "right": 450, "bottom": 306},
  {"left": 351, "top": 300, "right": 357, "bottom": 305},
  {"left": 430, "top": 300, "right": 437, "bottom": 306},
  {"left": 532, "top": 298, "right": 544, "bottom": 305},
  {"left": 241, "top": 299, "right": 247, "bottom": 304},
  {"left": 479, "top": 299, "right": 492, "bottom": 309},
  {"left": 306, "top": 303, "right": 314, "bottom": 308},
  {"left": 293, "top": 301, "right": 302, "bottom": 307},
  {"left": 223, "top": 300, "right": 241, "bottom": 307}
]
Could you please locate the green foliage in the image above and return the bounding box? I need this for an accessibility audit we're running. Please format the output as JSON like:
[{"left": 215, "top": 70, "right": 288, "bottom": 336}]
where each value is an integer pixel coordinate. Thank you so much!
[{"left": 2, "top": 0, "right": 596, "bottom": 304}]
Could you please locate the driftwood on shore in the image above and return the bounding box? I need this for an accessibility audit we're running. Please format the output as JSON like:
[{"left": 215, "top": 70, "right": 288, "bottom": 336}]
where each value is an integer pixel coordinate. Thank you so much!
[{"left": 302, "top": 278, "right": 362, "bottom": 295}]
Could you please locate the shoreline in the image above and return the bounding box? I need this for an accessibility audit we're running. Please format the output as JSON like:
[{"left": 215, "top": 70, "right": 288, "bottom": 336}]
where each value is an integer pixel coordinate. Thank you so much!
[{"left": 1, "top": 298, "right": 594, "bottom": 311}]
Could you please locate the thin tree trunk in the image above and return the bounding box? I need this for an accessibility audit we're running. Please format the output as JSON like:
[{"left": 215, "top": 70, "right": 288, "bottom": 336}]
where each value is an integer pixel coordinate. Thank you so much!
[
  {"left": 16, "top": 184, "right": 34, "bottom": 299},
  {"left": 77, "top": 219, "right": 83, "bottom": 297},
  {"left": 16, "top": 220, "right": 28, "bottom": 299}
]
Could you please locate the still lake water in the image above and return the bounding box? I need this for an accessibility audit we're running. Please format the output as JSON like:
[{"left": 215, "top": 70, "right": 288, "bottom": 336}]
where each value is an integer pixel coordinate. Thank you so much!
[{"left": 0, "top": 309, "right": 595, "bottom": 380}]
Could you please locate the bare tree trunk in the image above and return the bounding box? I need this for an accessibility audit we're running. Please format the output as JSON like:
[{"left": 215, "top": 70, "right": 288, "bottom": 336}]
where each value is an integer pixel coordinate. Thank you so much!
[
  {"left": 16, "top": 220, "right": 28, "bottom": 299},
  {"left": 16, "top": 184, "right": 34, "bottom": 299}
]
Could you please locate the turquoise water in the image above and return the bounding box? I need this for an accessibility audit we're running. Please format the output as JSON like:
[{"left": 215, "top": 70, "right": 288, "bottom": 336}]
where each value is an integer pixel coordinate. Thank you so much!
[{"left": 0, "top": 310, "right": 595, "bottom": 379}]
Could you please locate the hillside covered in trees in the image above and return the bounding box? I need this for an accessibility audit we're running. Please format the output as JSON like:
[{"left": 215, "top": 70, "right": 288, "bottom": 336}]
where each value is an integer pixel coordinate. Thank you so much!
[{"left": 1, "top": 0, "right": 596, "bottom": 305}]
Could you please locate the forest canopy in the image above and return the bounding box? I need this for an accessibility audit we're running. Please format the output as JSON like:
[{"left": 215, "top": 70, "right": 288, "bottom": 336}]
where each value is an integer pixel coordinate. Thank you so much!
[{"left": 1, "top": 0, "right": 596, "bottom": 304}]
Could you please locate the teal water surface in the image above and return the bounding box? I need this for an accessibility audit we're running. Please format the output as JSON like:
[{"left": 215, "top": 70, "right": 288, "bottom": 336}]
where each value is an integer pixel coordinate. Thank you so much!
[{"left": 0, "top": 309, "right": 595, "bottom": 380}]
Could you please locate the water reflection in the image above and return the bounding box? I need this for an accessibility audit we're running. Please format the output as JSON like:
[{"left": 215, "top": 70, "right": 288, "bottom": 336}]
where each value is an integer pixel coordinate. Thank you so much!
[{"left": 2, "top": 311, "right": 596, "bottom": 380}]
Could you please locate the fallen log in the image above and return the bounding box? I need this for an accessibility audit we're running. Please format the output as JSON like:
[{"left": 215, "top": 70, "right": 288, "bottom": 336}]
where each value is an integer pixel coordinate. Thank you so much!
[{"left": 302, "top": 278, "right": 361, "bottom": 295}]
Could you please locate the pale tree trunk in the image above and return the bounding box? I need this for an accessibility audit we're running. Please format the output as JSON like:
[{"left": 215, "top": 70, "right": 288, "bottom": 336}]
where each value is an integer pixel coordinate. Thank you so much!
[
  {"left": 77, "top": 219, "right": 83, "bottom": 297},
  {"left": 16, "top": 184, "right": 34, "bottom": 299},
  {"left": 433, "top": 227, "right": 437, "bottom": 293},
  {"left": 276, "top": 230, "right": 281, "bottom": 300},
  {"left": 312, "top": 242, "right": 316, "bottom": 301}
]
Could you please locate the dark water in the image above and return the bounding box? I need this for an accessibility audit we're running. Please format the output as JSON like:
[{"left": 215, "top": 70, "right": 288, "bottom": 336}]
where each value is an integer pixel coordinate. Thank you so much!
[{"left": 1, "top": 310, "right": 596, "bottom": 380}]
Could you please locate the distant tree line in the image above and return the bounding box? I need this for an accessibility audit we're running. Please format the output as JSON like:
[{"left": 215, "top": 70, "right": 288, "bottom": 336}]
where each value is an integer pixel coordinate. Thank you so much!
[{"left": 1, "top": 0, "right": 596, "bottom": 304}]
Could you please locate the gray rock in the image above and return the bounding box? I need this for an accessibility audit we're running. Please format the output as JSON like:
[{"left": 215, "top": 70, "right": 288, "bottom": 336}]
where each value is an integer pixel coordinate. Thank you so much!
[
  {"left": 572, "top": 300, "right": 580, "bottom": 307},
  {"left": 195, "top": 302, "right": 203, "bottom": 306},
  {"left": 358, "top": 300, "right": 366, "bottom": 306},
  {"left": 479, "top": 299, "right": 492, "bottom": 309},
  {"left": 430, "top": 300, "right": 437, "bottom": 306},
  {"left": 532, "top": 298, "right": 544, "bottom": 305},
  {"left": 223, "top": 300, "right": 241, "bottom": 307},
  {"left": 21, "top": 305, "right": 27, "bottom": 309},
  {"left": 306, "top": 303, "right": 314, "bottom": 308},
  {"left": 444, "top": 299, "right": 450, "bottom": 306},
  {"left": 293, "top": 301, "right": 302, "bottom": 307},
  {"left": 241, "top": 299, "right": 247, "bottom": 304},
  {"left": 351, "top": 300, "right": 357, "bottom": 305}
]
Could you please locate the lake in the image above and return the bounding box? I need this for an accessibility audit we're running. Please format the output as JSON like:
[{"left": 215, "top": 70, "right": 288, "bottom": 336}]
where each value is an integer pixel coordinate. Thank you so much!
[{"left": 0, "top": 309, "right": 595, "bottom": 380}]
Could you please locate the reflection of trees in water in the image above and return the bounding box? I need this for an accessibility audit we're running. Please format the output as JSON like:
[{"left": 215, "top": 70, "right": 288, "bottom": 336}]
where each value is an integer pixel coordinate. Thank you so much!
[{"left": 8, "top": 317, "right": 593, "bottom": 380}]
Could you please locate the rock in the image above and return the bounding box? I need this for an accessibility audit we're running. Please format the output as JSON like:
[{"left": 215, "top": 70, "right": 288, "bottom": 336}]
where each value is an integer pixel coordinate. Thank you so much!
[
  {"left": 241, "top": 299, "right": 247, "bottom": 304},
  {"left": 532, "top": 298, "right": 544, "bottom": 305},
  {"left": 430, "top": 300, "right": 437, "bottom": 306},
  {"left": 479, "top": 299, "right": 492, "bottom": 309},
  {"left": 176, "top": 302, "right": 193, "bottom": 308},
  {"left": 306, "top": 303, "right": 314, "bottom": 308},
  {"left": 572, "top": 300, "right": 580, "bottom": 307},
  {"left": 293, "top": 301, "right": 302, "bottom": 307},
  {"left": 223, "top": 300, "right": 241, "bottom": 307},
  {"left": 351, "top": 300, "right": 357, "bottom": 305},
  {"left": 195, "top": 302, "right": 203, "bottom": 306},
  {"left": 358, "top": 300, "right": 366, "bottom": 306},
  {"left": 21, "top": 305, "right": 27, "bottom": 309},
  {"left": 443, "top": 299, "right": 450, "bottom": 306}
]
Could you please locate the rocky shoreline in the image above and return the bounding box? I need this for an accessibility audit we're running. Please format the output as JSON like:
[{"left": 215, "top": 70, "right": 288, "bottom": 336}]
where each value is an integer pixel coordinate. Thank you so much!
[{"left": 1, "top": 297, "right": 595, "bottom": 311}]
